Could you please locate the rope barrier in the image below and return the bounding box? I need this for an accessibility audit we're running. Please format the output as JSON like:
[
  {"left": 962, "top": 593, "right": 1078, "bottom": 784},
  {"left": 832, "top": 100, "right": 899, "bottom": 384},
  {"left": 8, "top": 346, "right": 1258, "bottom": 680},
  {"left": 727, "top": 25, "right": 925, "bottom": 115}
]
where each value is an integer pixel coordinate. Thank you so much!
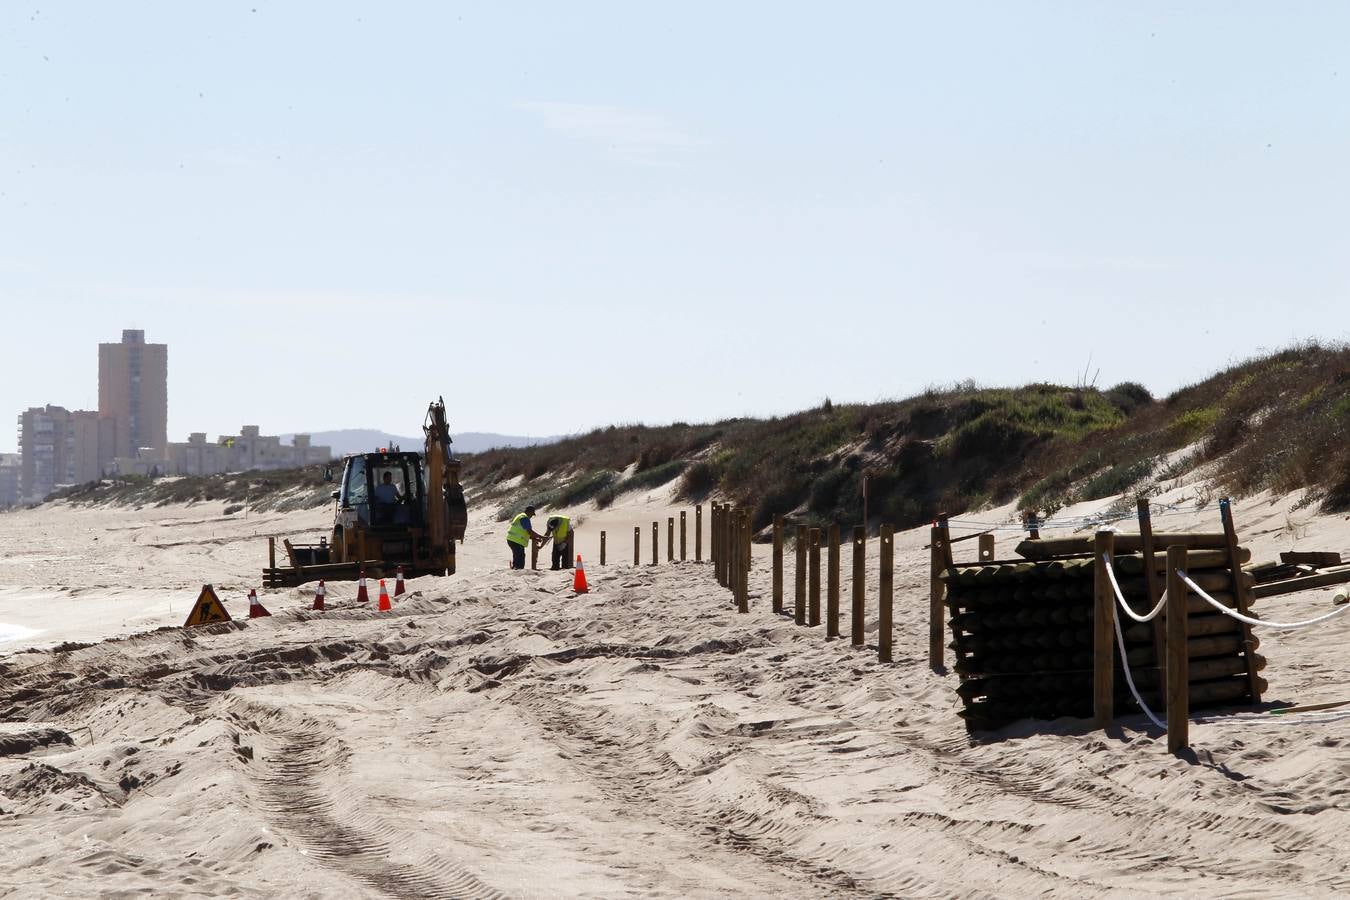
[
  {"left": 1181, "top": 571, "right": 1350, "bottom": 630},
  {"left": 1111, "top": 606, "right": 1167, "bottom": 730},
  {"left": 1103, "top": 554, "right": 1167, "bottom": 623}
]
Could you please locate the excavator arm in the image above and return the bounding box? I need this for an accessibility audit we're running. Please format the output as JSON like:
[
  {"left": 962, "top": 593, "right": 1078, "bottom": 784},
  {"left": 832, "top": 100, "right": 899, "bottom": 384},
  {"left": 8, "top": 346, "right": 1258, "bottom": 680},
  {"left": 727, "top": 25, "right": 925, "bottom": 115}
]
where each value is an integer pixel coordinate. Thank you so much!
[{"left": 424, "top": 397, "right": 468, "bottom": 558}]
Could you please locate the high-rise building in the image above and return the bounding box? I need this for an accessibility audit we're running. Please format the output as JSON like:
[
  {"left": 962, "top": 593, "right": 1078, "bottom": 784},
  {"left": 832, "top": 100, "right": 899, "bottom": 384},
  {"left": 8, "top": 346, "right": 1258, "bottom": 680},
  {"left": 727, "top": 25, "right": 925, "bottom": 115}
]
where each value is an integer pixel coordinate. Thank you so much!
[
  {"left": 0, "top": 453, "right": 20, "bottom": 509},
  {"left": 17, "top": 405, "right": 78, "bottom": 503},
  {"left": 98, "top": 329, "right": 168, "bottom": 462}
]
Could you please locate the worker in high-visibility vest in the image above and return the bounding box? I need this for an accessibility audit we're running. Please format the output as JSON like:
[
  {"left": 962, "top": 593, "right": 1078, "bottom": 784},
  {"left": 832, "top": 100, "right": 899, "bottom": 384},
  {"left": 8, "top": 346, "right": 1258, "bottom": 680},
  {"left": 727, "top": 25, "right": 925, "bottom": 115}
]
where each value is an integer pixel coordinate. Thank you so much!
[
  {"left": 544, "top": 515, "right": 574, "bottom": 570},
  {"left": 506, "top": 505, "right": 546, "bottom": 570}
]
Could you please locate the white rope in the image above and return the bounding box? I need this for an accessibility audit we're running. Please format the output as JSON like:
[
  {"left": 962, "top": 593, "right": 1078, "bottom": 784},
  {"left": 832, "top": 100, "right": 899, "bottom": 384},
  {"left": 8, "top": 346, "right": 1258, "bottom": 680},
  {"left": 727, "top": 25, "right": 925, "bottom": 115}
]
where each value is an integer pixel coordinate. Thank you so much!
[
  {"left": 1103, "top": 554, "right": 1168, "bottom": 623},
  {"left": 1181, "top": 571, "right": 1350, "bottom": 630},
  {"left": 1111, "top": 605, "right": 1167, "bottom": 730},
  {"left": 1193, "top": 708, "right": 1350, "bottom": 727}
]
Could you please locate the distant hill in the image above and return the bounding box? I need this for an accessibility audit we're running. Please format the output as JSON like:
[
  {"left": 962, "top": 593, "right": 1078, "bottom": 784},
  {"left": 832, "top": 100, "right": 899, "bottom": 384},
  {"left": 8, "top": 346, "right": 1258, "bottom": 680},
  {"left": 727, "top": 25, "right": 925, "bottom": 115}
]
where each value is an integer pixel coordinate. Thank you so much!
[{"left": 281, "top": 429, "right": 563, "bottom": 457}]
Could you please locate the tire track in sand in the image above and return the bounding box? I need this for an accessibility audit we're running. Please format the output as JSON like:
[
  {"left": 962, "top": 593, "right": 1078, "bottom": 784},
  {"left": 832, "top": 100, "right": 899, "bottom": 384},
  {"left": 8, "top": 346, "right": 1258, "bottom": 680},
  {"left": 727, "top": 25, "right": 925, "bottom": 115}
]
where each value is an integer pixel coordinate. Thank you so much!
[
  {"left": 505, "top": 683, "right": 942, "bottom": 900},
  {"left": 237, "top": 704, "right": 506, "bottom": 900}
]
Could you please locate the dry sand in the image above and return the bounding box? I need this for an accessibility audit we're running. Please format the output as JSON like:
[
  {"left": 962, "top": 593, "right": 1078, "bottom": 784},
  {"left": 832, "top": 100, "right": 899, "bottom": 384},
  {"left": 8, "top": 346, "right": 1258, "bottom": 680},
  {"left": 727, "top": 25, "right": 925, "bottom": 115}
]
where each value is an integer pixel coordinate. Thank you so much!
[{"left": 3, "top": 480, "right": 1350, "bottom": 897}]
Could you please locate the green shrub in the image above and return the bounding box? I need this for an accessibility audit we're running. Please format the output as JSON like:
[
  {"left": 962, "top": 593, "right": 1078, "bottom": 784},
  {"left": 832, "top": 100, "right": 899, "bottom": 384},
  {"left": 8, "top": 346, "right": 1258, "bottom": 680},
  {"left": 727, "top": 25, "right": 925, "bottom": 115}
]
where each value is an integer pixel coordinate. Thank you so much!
[{"left": 1081, "top": 458, "right": 1155, "bottom": 501}]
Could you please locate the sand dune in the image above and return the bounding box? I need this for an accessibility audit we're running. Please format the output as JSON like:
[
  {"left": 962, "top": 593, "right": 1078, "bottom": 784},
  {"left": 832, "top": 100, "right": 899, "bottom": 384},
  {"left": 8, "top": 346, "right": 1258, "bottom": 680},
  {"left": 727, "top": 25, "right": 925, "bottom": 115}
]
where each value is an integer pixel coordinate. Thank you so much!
[{"left": 3, "top": 483, "right": 1350, "bottom": 897}]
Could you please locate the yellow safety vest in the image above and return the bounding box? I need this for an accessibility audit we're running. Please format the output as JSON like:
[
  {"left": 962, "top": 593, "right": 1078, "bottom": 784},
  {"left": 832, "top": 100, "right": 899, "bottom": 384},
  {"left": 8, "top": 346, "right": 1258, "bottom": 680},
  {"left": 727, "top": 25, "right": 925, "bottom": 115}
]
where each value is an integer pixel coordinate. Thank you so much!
[
  {"left": 550, "top": 516, "right": 570, "bottom": 542},
  {"left": 507, "top": 513, "right": 531, "bottom": 546}
]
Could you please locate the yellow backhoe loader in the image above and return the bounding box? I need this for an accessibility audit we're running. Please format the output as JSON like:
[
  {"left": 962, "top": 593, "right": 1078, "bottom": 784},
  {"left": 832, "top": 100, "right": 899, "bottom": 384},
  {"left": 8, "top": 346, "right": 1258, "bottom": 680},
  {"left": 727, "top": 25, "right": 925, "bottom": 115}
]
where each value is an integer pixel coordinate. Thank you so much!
[{"left": 263, "top": 398, "right": 468, "bottom": 587}]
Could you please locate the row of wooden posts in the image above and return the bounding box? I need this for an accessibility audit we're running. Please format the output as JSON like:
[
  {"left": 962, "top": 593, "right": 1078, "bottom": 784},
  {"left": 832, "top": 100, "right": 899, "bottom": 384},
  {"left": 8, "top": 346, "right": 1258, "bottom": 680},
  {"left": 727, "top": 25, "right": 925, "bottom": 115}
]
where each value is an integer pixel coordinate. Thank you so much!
[
  {"left": 593, "top": 506, "right": 706, "bottom": 569},
  {"left": 589, "top": 502, "right": 901, "bottom": 665},
  {"left": 713, "top": 504, "right": 898, "bottom": 664}
]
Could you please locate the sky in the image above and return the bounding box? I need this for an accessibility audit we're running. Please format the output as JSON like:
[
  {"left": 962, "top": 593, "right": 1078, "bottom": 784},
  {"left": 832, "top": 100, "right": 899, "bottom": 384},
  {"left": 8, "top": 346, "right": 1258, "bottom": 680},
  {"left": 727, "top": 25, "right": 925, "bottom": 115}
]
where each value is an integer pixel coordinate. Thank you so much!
[{"left": 2, "top": 2, "right": 1349, "bottom": 453}]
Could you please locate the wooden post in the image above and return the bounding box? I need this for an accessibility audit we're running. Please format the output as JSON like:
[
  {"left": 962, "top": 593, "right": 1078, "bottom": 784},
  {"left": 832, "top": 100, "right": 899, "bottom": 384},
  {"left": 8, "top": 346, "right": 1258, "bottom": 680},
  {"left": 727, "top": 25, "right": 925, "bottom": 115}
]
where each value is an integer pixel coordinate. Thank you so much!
[
  {"left": 268, "top": 536, "right": 276, "bottom": 570},
  {"left": 737, "top": 511, "right": 750, "bottom": 613},
  {"left": 600, "top": 531, "right": 607, "bottom": 566},
  {"left": 1219, "top": 498, "right": 1263, "bottom": 705},
  {"left": 667, "top": 517, "right": 674, "bottom": 562},
  {"left": 978, "top": 533, "right": 995, "bottom": 562},
  {"left": 1137, "top": 498, "right": 1166, "bottom": 695},
  {"left": 634, "top": 526, "right": 640, "bottom": 566},
  {"left": 730, "top": 510, "right": 739, "bottom": 604},
  {"left": 651, "top": 521, "right": 658, "bottom": 566},
  {"left": 696, "top": 504, "right": 703, "bottom": 562},
  {"left": 851, "top": 526, "right": 865, "bottom": 646},
  {"left": 531, "top": 539, "right": 539, "bottom": 570},
  {"left": 712, "top": 504, "right": 722, "bottom": 583},
  {"left": 680, "top": 511, "right": 687, "bottom": 561},
  {"left": 725, "top": 508, "right": 735, "bottom": 597},
  {"left": 808, "top": 528, "right": 821, "bottom": 627},
  {"left": 826, "top": 524, "right": 840, "bottom": 638},
  {"left": 772, "top": 515, "right": 784, "bottom": 614},
  {"left": 1027, "top": 509, "right": 1041, "bottom": 540},
  {"left": 1167, "top": 545, "right": 1190, "bottom": 754},
  {"left": 794, "top": 525, "right": 807, "bottom": 626},
  {"left": 929, "top": 526, "right": 946, "bottom": 670},
  {"left": 879, "top": 525, "right": 894, "bottom": 663},
  {"left": 1093, "top": 530, "right": 1116, "bottom": 727}
]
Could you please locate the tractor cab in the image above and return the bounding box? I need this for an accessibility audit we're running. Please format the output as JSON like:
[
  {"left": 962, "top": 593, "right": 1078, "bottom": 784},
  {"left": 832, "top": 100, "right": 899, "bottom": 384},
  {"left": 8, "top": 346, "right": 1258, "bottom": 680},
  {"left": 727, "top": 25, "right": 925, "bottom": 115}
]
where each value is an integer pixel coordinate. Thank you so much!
[{"left": 338, "top": 450, "right": 426, "bottom": 530}]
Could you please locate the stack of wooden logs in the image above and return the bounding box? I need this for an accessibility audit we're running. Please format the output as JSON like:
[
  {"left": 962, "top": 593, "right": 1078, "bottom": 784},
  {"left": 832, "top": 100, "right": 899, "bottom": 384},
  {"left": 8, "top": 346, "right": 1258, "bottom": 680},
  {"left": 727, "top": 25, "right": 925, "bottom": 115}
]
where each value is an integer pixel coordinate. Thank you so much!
[{"left": 946, "top": 533, "right": 1267, "bottom": 731}]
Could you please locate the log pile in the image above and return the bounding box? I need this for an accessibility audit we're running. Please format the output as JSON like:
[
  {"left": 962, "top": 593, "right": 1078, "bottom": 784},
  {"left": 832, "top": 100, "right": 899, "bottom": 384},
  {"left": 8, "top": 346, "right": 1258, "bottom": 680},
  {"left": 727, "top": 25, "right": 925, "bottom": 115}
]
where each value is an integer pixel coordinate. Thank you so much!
[{"left": 946, "top": 536, "right": 1266, "bottom": 731}]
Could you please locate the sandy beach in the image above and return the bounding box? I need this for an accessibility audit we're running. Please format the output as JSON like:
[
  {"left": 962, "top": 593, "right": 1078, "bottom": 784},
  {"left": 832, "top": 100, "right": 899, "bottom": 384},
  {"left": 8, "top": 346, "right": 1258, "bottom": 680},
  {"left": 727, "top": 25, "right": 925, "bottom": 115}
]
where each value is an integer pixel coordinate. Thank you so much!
[{"left": 4, "top": 480, "right": 1350, "bottom": 898}]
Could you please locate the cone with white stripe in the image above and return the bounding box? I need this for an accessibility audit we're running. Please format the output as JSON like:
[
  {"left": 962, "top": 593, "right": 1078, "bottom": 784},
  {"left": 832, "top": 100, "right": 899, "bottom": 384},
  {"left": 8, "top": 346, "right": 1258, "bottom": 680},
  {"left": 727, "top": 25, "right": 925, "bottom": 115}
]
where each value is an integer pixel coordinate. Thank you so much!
[
  {"left": 356, "top": 569, "right": 369, "bottom": 603},
  {"left": 573, "top": 555, "right": 588, "bottom": 594},
  {"left": 312, "top": 580, "right": 326, "bottom": 611},
  {"left": 394, "top": 566, "right": 406, "bottom": 597},
  {"left": 248, "top": 588, "right": 271, "bottom": 618}
]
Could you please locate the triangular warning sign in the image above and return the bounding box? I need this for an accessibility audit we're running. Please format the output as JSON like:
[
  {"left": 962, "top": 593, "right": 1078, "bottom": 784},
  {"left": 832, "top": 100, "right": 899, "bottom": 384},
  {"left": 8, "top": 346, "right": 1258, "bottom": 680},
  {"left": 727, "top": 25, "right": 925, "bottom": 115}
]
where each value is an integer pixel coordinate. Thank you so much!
[{"left": 184, "top": 584, "right": 232, "bottom": 627}]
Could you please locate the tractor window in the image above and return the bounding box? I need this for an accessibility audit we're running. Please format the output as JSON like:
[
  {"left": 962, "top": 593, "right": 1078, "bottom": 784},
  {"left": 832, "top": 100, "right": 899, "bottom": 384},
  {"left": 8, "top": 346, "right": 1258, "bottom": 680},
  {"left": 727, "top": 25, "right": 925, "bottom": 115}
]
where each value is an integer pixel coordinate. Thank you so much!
[{"left": 342, "top": 457, "right": 368, "bottom": 507}]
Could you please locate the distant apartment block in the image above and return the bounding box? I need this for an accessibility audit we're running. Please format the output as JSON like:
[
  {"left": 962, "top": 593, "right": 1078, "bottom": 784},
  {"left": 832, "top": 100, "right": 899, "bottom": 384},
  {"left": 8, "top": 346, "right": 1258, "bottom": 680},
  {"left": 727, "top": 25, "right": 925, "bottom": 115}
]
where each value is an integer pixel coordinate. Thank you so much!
[
  {"left": 16, "top": 405, "right": 90, "bottom": 503},
  {"left": 99, "top": 329, "right": 168, "bottom": 462},
  {"left": 162, "top": 427, "right": 332, "bottom": 476},
  {"left": 0, "top": 453, "right": 20, "bottom": 509}
]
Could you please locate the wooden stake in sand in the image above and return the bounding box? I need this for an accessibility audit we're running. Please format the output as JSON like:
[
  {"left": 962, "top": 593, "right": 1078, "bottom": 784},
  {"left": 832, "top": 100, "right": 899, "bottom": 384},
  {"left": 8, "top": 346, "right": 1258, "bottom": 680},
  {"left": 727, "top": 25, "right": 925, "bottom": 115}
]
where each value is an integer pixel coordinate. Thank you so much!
[
  {"left": 668, "top": 517, "right": 674, "bottom": 562},
  {"left": 737, "top": 510, "right": 750, "bottom": 613},
  {"left": 772, "top": 515, "right": 784, "bottom": 614},
  {"left": 852, "top": 526, "right": 866, "bottom": 646},
  {"left": 1137, "top": 498, "right": 1166, "bottom": 696},
  {"left": 826, "top": 525, "right": 840, "bottom": 637},
  {"left": 600, "top": 531, "right": 607, "bottom": 566},
  {"left": 1219, "top": 498, "right": 1264, "bottom": 705},
  {"left": 879, "top": 525, "right": 894, "bottom": 663},
  {"left": 652, "top": 522, "right": 658, "bottom": 566},
  {"left": 634, "top": 526, "right": 640, "bottom": 567},
  {"left": 929, "top": 522, "right": 951, "bottom": 670},
  {"left": 695, "top": 504, "right": 703, "bottom": 562},
  {"left": 711, "top": 504, "right": 720, "bottom": 582},
  {"left": 680, "top": 511, "right": 687, "bottom": 561},
  {"left": 808, "top": 528, "right": 821, "bottom": 627},
  {"left": 1167, "top": 545, "right": 1190, "bottom": 754},
  {"left": 795, "top": 525, "right": 807, "bottom": 626},
  {"left": 1093, "top": 530, "right": 1116, "bottom": 727}
]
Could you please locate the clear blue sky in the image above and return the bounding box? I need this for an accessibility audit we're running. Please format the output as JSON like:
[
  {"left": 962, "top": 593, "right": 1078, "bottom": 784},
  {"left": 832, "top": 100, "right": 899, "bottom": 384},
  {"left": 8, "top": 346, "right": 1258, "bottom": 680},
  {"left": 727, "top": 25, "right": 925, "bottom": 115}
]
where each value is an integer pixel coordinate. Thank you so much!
[{"left": 3, "top": 2, "right": 1348, "bottom": 453}]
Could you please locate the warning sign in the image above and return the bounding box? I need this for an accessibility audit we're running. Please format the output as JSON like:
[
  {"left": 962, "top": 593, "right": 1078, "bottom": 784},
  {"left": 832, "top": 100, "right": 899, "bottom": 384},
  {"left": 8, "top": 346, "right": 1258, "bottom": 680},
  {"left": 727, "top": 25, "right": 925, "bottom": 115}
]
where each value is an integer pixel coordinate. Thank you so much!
[{"left": 184, "top": 584, "right": 232, "bottom": 627}]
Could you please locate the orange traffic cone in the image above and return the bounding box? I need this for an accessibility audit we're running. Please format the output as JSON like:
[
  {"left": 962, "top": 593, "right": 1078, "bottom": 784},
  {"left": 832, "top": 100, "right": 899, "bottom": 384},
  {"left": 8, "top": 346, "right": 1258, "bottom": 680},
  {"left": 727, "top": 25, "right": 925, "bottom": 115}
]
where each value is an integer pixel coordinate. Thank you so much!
[
  {"left": 248, "top": 588, "right": 272, "bottom": 618},
  {"left": 573, "top": 555, "right": 588, "bottom": 594},
  {"left": 356, "top": 569, "right": 369, "bottom": 603},
  {"left": 312, "top": 580, "right": 326, "bottom": 611},
  {"left": 377, "top": 579, "right": 392, "bottom": 611},
  {"left": 394, "top": 566, "right": 406, "bottom": 597}
]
